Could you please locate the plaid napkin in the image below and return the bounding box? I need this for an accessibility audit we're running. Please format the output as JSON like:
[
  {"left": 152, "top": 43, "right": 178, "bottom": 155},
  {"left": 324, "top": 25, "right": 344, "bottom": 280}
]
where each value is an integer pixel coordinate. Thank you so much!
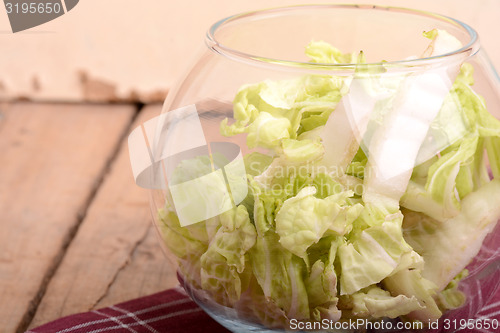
[
  {"left": 28, "top": 285, "right": 500, "bottom": 333},
  {"left": 28, "top": 286, "right": 230, "bottom": 333}
]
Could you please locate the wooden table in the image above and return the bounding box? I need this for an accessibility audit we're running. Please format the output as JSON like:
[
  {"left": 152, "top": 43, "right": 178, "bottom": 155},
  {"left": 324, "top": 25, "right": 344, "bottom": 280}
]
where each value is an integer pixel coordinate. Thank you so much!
[{"left": 0, "top": 103, "right": 178, "bottom": 333}]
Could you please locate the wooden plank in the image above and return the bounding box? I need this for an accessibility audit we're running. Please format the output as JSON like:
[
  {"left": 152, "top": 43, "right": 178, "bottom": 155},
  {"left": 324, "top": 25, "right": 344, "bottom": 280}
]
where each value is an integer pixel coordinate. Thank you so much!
[
  {"left": 92, "top": 224, "right": 178, "bottom": 310},
  {"left": 0, "top": 102, "right": 12, "bottom": 134},
  {"left": 0, "top": 103, "right": 136, "bottom": 333},
  {"left": 0, "top": 106, "right": 5, "bottom": 132},
  {"left": 28, "top": 105, "right": 178, "bottom": 329}
]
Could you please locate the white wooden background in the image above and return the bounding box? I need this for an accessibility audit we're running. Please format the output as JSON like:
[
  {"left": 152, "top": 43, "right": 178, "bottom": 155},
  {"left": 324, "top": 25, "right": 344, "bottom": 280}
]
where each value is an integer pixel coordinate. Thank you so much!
[{"left": 0, "top": 0, "right": 498, "bottom": 103}]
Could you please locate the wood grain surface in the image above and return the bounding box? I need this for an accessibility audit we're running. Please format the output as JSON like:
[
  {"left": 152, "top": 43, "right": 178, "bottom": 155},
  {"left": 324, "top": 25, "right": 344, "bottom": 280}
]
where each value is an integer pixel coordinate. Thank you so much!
[
  {"left": 27, "top": 105, "right": 178, "bottom": 330},
  {"left": 0, "top": 103, "right": 135, "bottom": 333}
]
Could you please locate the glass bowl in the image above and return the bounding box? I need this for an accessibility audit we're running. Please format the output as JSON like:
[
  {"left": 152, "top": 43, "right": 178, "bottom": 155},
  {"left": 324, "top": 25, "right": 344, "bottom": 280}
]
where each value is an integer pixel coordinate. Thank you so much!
[{"left": 129, "top": 4, "right": 500, "bottom": 332}]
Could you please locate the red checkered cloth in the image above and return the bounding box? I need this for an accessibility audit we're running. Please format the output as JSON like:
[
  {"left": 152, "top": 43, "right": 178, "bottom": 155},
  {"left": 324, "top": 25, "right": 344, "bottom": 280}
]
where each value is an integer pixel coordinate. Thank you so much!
[
  {"left": 28, "top": 285, "right": 500, "bottom": 333},
  {"left": 27, "top": 286, "right": 230, "bottom": 333}
]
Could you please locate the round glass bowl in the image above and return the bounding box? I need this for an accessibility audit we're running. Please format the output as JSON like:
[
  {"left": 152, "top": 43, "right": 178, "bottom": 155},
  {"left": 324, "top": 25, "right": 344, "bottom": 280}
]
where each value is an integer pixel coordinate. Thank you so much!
[{"left": 143, "top": 4, "right": 500, "bottom": 332}]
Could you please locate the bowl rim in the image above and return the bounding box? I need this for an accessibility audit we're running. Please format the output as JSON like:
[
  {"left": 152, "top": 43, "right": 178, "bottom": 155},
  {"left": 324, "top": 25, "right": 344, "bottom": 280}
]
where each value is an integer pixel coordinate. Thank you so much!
[{"left": 205, "top": 4, "right": 479, "bottom": 70}]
